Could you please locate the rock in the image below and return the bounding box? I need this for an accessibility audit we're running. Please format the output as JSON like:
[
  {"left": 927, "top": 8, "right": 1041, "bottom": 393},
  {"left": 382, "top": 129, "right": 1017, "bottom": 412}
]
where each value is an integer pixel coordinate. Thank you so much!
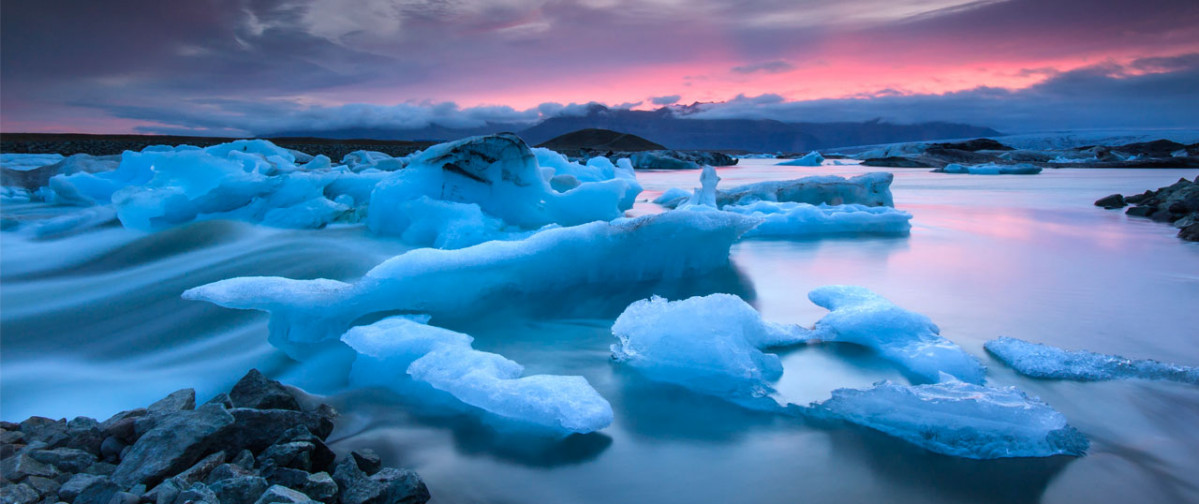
[
  {"left": 0, "top": 483, "right": 40, "bottom": 504},
  {"left": 99, "top": 411, "right": 146, "bottom": 443},
  {"left": 229, "top": 371, "right": 301, "bottom": 412},
  {"left": 171, "top": 483, "right": 217, "bottom": 504},
  {"left": 147, "top": 390, "right": 196, "bottom": 415},
  {"left": 204, "top": 463, "right": 253, "bottom": 485},
  {"left": 332, "top": 458, "right": 428, "bottom": 504},
  {"left": 208, "top": 476, "right": 268, "bottom": 504},
  {"left": 18, "top": 419, "right": 68, "bottom": 449},
  {"left": 58, "top": 474, "right": 108, "bottom": 501},
  {"left": 0, "top": 422, "right": 18, "bottom": 431},
  {"left": 0, "top": 443, "right": 21, "bottom": 461},
  {"left": 111, "top": 404, "right": 235, "bottom": 488},
  {"left": 1094, "top": 194, "right": 1126, "bottom": 209},
  {"left": 296, "top": 472, "right": 337, "bottom": 504},
  {"left": 65, "top": 418, "right": 105, "bottom": 456},
  {"left": 928, "top": 138, "right": 1013, "bottom": 152},
  {"left": 212, "top": 410, "right": 333, "bottom": 455},
  {"left": 171, "top": 452, "right": 225, "bottom": 487},
  {"left": 72, "top": 478, "right": 118, "bottom": 504},
  {"left": 29, "top": 448, "right": 96, "bottom": 473},
  {"left": 626, "top": 150, "right": 737, "bottom": 170},
  {"left": 1, "top": 453, "right": 59, "bottom": 481},
  {"left": 230, "top": 451, "right": 254, "bottom": 470},
  {"left": 202, "top": 394, "right": 233, "bottom": 410},
  {"left": 142, "top": 480, "right": 180, "bottom": 504},
  {"left": 253, "top": 486, "right": 314, "bottom": 504},
  {"left": 1, "top": 430, "right": 26, "bottom": 445},
  {"left": 1126, "top": 206, "right": 1154, "bottom": 217},
  {"left": 23, "top": 476, "right": 61, "bottom": 497},
  {"left": 273, "top": 427, "right": 334, "bottom": 473},
  {"left": 350, "top": 450, "right": 381, "bottom": 477},
  {"left": 257, "top": 443, "right": 313, "bottom": 473},
  {"left": 369, "top": 468, "right": 428, "bottom": 504},
  {"left": 100, "top": 437, "right": 126, "bottom": 463},
  {"left": 108, "top": 491, "right": 139, "bottom": 504},
  {"left": 83, "top": 462, "right": 117, "bottom": 477},
  {"left": 1180, "top": 223, "right": 1199, "bottom": 242}
]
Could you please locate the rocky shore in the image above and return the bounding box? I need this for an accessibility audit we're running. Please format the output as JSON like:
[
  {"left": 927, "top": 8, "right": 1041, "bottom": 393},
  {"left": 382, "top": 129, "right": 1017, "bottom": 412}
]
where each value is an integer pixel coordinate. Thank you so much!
[
  {"left": 858, "top": 138, "right": 1199, "bottom": 169},
  {"left": 0, "top": 370, "right": 429, "bottom": 504},
  {"left": 0, "top": 134, "right": 433, "bottom": 162},
  {"left": 1095, "top": 176, "right": 1199, "bottom": 241}
]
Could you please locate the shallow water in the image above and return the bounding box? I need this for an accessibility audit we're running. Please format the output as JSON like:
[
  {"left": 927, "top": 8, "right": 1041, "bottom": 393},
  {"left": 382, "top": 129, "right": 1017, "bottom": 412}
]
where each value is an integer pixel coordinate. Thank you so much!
[{"left": 3, "top": 161, "right": 1198, "bottom": 503}]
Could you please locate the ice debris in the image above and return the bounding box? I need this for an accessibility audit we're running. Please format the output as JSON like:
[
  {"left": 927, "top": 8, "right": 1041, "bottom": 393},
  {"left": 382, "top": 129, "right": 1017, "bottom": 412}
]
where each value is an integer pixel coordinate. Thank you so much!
[
  {"left": 343, "top": 316, "right": 613, "bottom": 434},
  {"left": 184, "top": 210, "right": 760, "bottom": 357},
  {"left": 777, "top": 151, "right": 824, "bottom": 166},
  {"left": 367, "top": 133, "right": 641, "bottom": 248},
  {"left": 726, "top": 202, "right": 912, "bottom": 237},
  {"left": 985, "top": 337, "right": 1199, "bottom": 384},
  {"left": 937, "top": 163, "right": 1042, "bottom": 175},
  {"left": 611, "top": 294, "right": 805, "bottom": 406},
  {"left": 655, "top": 172, "right": 896, "bottom": 210},
  {"left": 805, "top": 286, "right": 986, "bottom": 384},
  {"left": 811, "top": 379, "right": 1089, "bottom": 459}
]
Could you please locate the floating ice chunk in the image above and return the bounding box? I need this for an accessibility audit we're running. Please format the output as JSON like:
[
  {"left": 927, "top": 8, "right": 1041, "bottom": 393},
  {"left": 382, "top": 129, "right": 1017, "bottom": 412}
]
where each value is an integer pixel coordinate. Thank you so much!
[
  {"left": 718, "top": 173, "right": 895, "bottom": 208},
  {"left": 938, "top": 163, "right": 1042, "bottom": 175},
  {"left": 185, "top": 210, "right": 760, "bottom": 353},
  {"left": 726, "top": 202, "right": 912, "bottom": 237},
  {"left": 680, "top": 165, "right": 720, "bottom": 208},
  {"left": 806, "top": 286, "right": 985, "bottom": 384},
  {"left": 984, "top": 337, "right": 1199, "bottom": 384},
  {"left": 811, "top": 379, "right": 1089, "bottom": 459},
  {"left": 23, "top": 206, "right": 118, "bottom": 238},
  {"left": 611, "top": 294, "right": 805, "bottom": 405},
  {"left": 378, "top": 196, "right": 510, "bottom": 249},
  {"left": 342, "top": 316, "right": 613, "bottom": 433},
  {"left": 0, "top": 153, "right": 64, "bottom": 172},
  {"left": 777, "top": 151, "right": 824, "bottom": 166},
  {"left": 653, "top": 187, "right": 691, "bottom": 206},
  {"left": 367, "top": 134, "right": 640, "bottom": 245}
]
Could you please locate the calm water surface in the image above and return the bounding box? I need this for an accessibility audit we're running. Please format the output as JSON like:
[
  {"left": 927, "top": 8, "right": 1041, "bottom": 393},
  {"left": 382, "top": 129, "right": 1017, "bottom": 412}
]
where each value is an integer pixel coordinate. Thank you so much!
[{"left": 3, "top": 160, "right": 1197, "bottom": 503}]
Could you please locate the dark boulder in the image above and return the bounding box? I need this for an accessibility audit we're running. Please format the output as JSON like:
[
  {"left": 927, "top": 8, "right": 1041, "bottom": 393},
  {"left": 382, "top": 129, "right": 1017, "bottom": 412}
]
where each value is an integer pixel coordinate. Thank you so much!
[
  {"left": 332, "top": 457, "right": 428, "bottom": 504},
  {"left": 28, "top": 447, "right": 97, "bottom": 473},
  {"left": 350, "top": 450, "right": 382, "bottom": 477},
  {"left": 254, "top": 485, "right": 315, "bottom": 504},
  {"left": 1180, "top": 223, "right": 1199, "bottom": 242},
  {"left": 209, "top": 476, "right": 269, "bottom": 504},
  {"left": 148, "top": 390, "right": 197, "bottom": 415},
  {"left": 1094, "top": 194, "right": 1126, "bottom": 209},
  {"left": 111, "top": 404, "right": 235, "bottom": 488},
  {"left": 229, "top": 370, "right": 301, "bottom": 411},
  {"left": 0, "top": 483, "right": 40, "bottom": 504}
]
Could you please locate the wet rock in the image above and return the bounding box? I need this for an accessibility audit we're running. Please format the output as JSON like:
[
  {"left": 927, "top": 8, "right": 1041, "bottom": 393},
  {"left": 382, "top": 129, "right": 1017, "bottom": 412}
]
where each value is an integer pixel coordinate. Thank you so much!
[
  {"left": 332, "top": 458, "right": 428, "bottom": 504},
  {"left": 23, "top": 475, "right": 61, "bottom": 497},
  {"left": 171, "top": 483, "right": 217, "bottom": 504},
  {"left": 209, "top": 476, "right": 268, "bottom": 504},
  {"left": 1180, "top": 223, "right": 1199, "bottom": 242},
  {"left": 349, "top": 451, "right": 381, "bottom": 477},
  {"left": 2, "top": 430, "right": 27, "bottom": 445},
  {"left": 18, "top": 419, "right": 68, "bottom": 449},
  {"left": 29, "top": 448, "right": 96, "bottom": 473},
  {"left": 202, "top": 394, "right": 233, "bottom": 410},
  {"left": 100, "top": 437, "right": 126, "bottom": 463},
  {"left": 1, "top": 453, "right": 59, "bottom": 481},
  {"left": 0, "top": 483, "right": 40, "bottom": 504},
  {"left": 229, "top": 370, "right": 301, "bottom": 412},
  {"left": 72, "top": 478, "right": 118, "bottom": 504},
  {"left": 215, "top": 410, "right": 333, "bottom": 455},
  {"left": 253, "top": 486, "right": 314, "bottom": 504},
  {"left": 111, "top": 405, "right": 235, "bottom": 488},
  {"left": 99, "top": 411, "right": 146, "bottom": 443},
  {"left": 64, "top": 418, "right": 104, "bottom": 456},
  {"left": 272, "top": 427, "right": 334, "bottom": 473},
  {"left": 257, "top": 443, "right": 314, "bottom": 473},
  {"left": 1126, "top": 206, "right": 1154, "bottom": 217},
  {"left": 142, "top": 480, "right": 180, "bottom": 504},
  {"left": 230, "top": 451, "right": 254, "bottom": 471},
  {"left": 1094, "top": 194, "right": 1125, "bottom": 209},
  {"left": 368, "top": 468, "right": 428, "bottom": 504},
  {"left": 83, "top": 462, "right": 117, "bottom": 477},
  {"left": 147, "top": 390, "right": 196, "bottom": 415},
  {"left": 172, "top": 452, "right": 225, "bottom": 487},
  {"left": 58, "top": 474, "right": 108, "bottom": 501},
  {"left": 108, "top": 491, "right": 139, "bottom": 504}
]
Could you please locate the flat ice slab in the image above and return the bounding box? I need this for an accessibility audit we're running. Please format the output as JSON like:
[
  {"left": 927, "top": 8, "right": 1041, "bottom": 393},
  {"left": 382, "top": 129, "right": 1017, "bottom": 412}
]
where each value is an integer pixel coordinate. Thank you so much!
[
  {"left": 725, "top": 202, "right": 912, "bottom": 237},
  {"left": 812, "top": 379, "right": 1089, "bottom": 459},
  {"left": 985, "top": 337, "right": 1199, "bottom": 384}
]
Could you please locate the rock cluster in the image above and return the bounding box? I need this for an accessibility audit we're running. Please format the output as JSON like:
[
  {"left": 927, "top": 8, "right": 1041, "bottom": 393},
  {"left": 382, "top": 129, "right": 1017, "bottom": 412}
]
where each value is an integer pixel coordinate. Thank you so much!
[
  {"left": 0, "top": 370, "right": 430, "bottom": 504},
  {"left": 1095, "top": 176, "right": 1199, "bottom": 241}
]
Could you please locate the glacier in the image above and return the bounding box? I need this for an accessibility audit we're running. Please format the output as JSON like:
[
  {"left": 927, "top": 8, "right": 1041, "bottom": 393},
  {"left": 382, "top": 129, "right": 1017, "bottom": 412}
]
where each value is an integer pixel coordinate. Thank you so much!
[
  {"left": 985, "top": 337, "right": 1199, "bottom": 384},
  {"left": 804, "top": 286, "right": 986, "bottom": 384},
  {"left": 183, "top": 210, "right": 760, "bottom": 358},
  {"left": 725, "top": 202, "right": 912, "bottom": 238},
  {"left": 610, "top": 294, "right": 805, "bottom": 407},
  {"left": 777, "top": 151, "right": 825, "bottom": 167},
  {"left": 810, "top": 379, "right": 1089, "bottom": 459},
  {"left": 342, "top": 316, "right": 613, "bottom": 434},
  {"left": 937, "top": 163, "right": 1043, "bottom": 175}
]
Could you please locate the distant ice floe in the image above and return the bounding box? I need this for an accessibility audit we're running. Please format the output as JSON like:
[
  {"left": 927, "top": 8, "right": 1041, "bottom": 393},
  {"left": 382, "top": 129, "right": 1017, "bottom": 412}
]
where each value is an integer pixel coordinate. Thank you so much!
[
  {"left": 938, "top": 163, "right": 1042, "bottom": 175},
  {"left": 777, "top": 151, "right": 824, "bottom": 167},
  {"left": 985, "top": 337, "right": 1199, "bottom": 384},
  {"left": 808, "top": 379, "right": 1090, "bottom": 459},
  {"left": 725, "top": 202, "right": 911, "bottom": 237},
  {"left": 0, "top": 153, "right": 65, "bottom": 171},
  {"left": 804, "top": 286, "right": 986, "bottom": 384},
  {"left": 342, "top": 316, "right": 613, "bottom": 434},
  {"left": 655, "top": 172, "right": 895, "bottom": 210},
  {"left": 184, "top": 210, "right": 759, "bottom": 358},
  {"left": 610, "top": 294, "right": 806, "bottom": 408}
]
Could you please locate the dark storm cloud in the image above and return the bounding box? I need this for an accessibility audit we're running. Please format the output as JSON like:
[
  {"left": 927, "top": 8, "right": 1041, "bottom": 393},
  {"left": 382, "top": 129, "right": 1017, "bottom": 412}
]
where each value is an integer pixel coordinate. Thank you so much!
[
  {"left": 730, "top": 61, "right": 795, "bottom": 74},
  {"left": 688, "top": 55, "right": 1199, "bottom": 131}
]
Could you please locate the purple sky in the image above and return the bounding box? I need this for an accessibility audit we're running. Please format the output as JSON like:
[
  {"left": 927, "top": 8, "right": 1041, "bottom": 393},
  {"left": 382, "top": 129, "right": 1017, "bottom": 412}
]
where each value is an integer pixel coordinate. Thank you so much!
[{"left": 2, "top": 0, "right": 1198, "bottom": 135}]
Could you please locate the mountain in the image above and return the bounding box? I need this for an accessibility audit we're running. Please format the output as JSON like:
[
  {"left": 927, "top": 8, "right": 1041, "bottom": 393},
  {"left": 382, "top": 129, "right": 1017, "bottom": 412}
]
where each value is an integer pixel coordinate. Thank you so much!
[
  {"left": 265, "top": 105, "right": 1002, "bottom": 152},
  {"left": 535, "top": 128, "right": 666, "bottom": 152}
]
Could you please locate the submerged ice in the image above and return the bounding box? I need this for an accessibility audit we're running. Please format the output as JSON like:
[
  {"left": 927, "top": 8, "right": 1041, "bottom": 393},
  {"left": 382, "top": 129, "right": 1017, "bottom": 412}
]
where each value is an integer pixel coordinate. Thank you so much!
[
  {"left": 342, "top": 316, "right": 613, "bottom": 434},
  {"left": 804, "top": 286, "right": 986, "bottom": 384},
  {"left": 611, "top": 294, "right": 805, "bottom": 406},
  {"left": 985, "top": 337, "right": 1199, "bottom": 384},
  {"left": 811, "top": 379, "right": 1089, "bottom": 459}
]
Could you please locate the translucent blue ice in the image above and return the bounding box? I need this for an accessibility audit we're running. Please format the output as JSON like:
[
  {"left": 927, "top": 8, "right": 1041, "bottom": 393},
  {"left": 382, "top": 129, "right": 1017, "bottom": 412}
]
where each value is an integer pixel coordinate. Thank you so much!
[
  {"left": 725, "top": 202, "right": 912, "bottom": 237},
  {"left": 985, "top": 337, "right": 1199, "bottom": 384},
  {"left": 939, "top": 163, "right": 1042, "bottom": 175},
  {"left": 777, "top": 151, "right": 824, "bottom": 166}
]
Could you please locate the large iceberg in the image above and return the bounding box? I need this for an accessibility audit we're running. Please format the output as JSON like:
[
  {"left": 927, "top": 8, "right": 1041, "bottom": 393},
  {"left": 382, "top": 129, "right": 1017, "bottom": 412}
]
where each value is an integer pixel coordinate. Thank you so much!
[
  {"left": 342, "top": 316, "right": 613, "bottom": 434},
  {"left": 610, "top": 294, "right": 804, "bottom": 407},
  {"left": 804, "top": 286, "right": 986, "bottom": 384},
  {"left": 367, "top": 134, "right": 641, "bottom": 248},
  {"left": 725, "top": 202, "right": 912, "bottom": 238},
  {"left": 777, "top": 151, "right": 824, "bottom": 167},
  {"left": 985, "top": 337, "right": 1199, "bottom": 384},
  {"left": 184, "top": 210, "right": 760, "bottom": 358},
  {"left": 810, "top": 379, "right": 1089, "bottom": 459},
  {"left": 937, "top": 163, "right": 1042, "bottom": 175},
  {"left": 656, "top": 172, "right": 896, "bottom": 210}
]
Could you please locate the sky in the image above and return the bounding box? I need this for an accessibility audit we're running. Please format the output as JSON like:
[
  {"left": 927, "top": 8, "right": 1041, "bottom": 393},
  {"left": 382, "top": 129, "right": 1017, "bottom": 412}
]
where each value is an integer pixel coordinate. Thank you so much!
[{"left": 2, "top": 0, "right": 1198, "bottom": 135}]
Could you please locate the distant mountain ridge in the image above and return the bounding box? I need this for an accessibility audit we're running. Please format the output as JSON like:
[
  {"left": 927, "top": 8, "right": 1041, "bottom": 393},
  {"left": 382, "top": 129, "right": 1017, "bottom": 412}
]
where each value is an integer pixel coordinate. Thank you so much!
[
  {"left": 266, "top": 104, "right": 1002, "bottom": 153},
  {"left": 535, "top": 128, "right": 666, "bottom": 152}
]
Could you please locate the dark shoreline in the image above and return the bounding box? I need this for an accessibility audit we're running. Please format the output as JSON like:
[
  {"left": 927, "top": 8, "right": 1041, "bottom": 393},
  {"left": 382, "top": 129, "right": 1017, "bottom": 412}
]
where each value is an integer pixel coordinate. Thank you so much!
[{"left": 0, "top": 133, "right": 436, "bottom": 161}]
